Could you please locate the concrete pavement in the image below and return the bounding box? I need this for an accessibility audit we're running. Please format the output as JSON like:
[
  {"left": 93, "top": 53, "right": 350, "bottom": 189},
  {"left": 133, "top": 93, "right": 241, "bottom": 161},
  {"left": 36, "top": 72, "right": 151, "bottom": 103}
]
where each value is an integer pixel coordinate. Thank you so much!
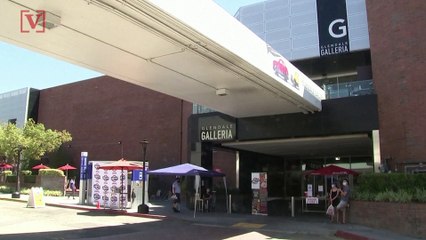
[{"left": 0, "top": 193, "right": 421, "bottom": 240}]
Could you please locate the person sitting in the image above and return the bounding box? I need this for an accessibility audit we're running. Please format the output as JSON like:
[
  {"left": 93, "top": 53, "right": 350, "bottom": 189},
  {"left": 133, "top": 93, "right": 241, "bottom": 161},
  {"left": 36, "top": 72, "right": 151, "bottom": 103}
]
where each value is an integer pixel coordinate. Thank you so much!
[
  {"left": 171, "top": 177, "right": 181, "bottom": 213},
  {"left": 202, "top": 188, "right": 212, "bottom": 212}
]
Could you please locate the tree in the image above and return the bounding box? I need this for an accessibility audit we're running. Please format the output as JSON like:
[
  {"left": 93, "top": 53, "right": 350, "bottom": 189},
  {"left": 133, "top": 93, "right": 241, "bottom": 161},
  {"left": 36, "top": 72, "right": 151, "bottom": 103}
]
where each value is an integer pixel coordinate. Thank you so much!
[
  {"left": 0, "top": 123, "right": 25, "bottom": 165},
  {"left": 0, "top": 119, "right": 72, "bottom": 197},
  {"left": 22, "top": 119, "right": 72, "bottom": 161},
  {"left": 0, "top": 119, "right": 72, "bottom": 164}
]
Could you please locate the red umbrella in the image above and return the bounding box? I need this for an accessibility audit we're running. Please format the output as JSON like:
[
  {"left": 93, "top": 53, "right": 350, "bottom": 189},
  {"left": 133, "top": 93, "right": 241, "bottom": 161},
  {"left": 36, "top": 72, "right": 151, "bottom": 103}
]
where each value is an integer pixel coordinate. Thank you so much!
[
  {"left": 58, "top": 164, "right": 77, "bottom": 171},
  {"left": 32, "top": 163, "right": 50, "bottom": 170},
  {"left": 58, "top": 164, "right": 77, "bottom": 178},
  {"left": 308, "top": 165, "right": 359, "bottom": 176},
  {"left": 98, "top": 159, "right": 143, "bottom": 171},
  {"left": 0, "top": 163, "right": 13, "bottom": 169},
  {"left": 98, "top": 159, "right": 143, "bottom": 210}
]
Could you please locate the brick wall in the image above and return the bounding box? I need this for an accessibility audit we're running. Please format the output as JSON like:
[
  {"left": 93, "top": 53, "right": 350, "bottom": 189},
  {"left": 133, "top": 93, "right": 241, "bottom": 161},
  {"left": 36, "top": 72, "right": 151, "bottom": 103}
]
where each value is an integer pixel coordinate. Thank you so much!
[
  {"left": 349, "top": 200, "right": 426, "bottom": 238},
  {"left": 37, "top": 76, "right": 192, "bottom": 191},
  {"left": 366, "top": 0, "right": 426, "bottom": 169}
]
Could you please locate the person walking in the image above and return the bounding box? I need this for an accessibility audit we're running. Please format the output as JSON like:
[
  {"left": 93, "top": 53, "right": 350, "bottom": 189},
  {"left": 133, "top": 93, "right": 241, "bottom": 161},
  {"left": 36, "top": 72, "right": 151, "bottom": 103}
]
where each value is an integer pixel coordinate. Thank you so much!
[
  {"left": 131, "top": 188, "right": 136, "bottom": 208},
  {"left": 171, "top": 177, "right": 181, "bottom": 213},
  {"left": 336, "top": 179, "right": 351, "bottom": 224},
  {"left": 69, "top": 176, "right": 76, "bottom": 199}
]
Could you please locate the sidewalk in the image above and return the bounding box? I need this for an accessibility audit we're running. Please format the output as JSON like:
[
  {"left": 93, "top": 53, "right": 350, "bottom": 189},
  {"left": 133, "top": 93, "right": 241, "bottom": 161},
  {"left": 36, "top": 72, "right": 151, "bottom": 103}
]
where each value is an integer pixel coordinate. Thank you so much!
[{"left": 0, "top": 194, "right": 420, "bottom": 240}]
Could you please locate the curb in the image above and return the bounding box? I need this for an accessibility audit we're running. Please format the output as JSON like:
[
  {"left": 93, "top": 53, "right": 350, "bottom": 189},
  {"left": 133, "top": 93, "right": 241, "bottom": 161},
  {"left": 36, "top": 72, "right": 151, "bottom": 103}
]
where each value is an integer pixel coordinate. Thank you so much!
[
  {"left": 0, "top": 197, "right": 167, "bottom": 220},
  {"left": 335, "top": 230, "right": 372, "bottom": 240}
]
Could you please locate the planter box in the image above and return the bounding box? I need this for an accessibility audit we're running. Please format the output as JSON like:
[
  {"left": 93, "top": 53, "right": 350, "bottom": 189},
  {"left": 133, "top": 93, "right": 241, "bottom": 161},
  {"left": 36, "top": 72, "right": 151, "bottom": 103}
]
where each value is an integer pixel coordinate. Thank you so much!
[
  {"left": 36, "top": 175, "right": 66, "bottom": 193},
  {"left": 349, "top": 200, "right": 426, "bottom": 238}
]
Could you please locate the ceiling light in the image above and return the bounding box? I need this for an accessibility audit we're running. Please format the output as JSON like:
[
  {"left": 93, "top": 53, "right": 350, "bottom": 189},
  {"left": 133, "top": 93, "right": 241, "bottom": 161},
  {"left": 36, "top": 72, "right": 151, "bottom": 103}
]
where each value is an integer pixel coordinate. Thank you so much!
[
  {"left": 216, "top": 88, "right": 229, "bottom": 96},
  {"left": 37, "top": 11, "right": 61, "bottom": 30}
]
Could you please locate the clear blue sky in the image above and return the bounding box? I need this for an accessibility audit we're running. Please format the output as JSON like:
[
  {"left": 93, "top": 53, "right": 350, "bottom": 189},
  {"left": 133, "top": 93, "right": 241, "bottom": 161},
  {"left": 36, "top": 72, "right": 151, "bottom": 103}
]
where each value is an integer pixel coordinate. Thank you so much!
[{"left": 0, "top": 0, "right": 264, "bottom": 93}]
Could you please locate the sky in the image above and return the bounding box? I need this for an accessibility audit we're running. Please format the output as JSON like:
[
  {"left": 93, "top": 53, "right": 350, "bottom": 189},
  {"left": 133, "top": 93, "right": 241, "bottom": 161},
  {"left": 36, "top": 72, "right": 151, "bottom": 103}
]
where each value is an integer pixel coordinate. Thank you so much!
[{"left": 0, "top": 0, "right": 265, "bottom": 94}]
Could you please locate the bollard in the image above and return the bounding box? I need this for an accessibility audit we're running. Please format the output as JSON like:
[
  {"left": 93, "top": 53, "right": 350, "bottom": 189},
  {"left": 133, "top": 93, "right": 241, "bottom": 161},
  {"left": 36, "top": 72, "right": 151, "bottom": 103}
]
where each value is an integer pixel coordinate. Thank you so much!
[
  {"left": 228, "top": 194, "right": 232, "bottom": 214},
  {"left": 291, "top": 196, "right": 295, "bottom": 217}
]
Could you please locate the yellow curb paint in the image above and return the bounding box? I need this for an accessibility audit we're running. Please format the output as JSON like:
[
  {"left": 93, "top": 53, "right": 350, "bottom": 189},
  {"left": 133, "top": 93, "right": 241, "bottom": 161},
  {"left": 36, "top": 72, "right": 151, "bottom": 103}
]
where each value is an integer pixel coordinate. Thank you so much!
[{"left": 232, "top": 222, "right": 265, "bottom": 229}]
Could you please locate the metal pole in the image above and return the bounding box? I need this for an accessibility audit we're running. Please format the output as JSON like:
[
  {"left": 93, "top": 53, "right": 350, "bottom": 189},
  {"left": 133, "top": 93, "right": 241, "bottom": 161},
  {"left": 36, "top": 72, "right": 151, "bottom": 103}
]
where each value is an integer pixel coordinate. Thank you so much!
[
  {"left": 79, "top": 152, "right": 88, "bottom": 205},
  {"left": 142, "top": 153, "right": 146, "bottom": 206},
  {"left": 228, "top": 194, "right": 232, "bottom": 214},
  {"left": 138, "top": 140, "right": 149, "bottom": 214},
  {"left": 291, "top": 196, "right": 295, "bottom": 217},
  {"left": 12, "top": 147, "right": 22, "bottom": 198}
]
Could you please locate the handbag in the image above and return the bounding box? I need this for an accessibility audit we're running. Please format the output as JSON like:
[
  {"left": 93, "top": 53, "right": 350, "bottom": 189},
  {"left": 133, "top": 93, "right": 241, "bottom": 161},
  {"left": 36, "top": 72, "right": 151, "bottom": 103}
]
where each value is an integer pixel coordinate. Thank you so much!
[
  {"left": 171, "top": 194, "right": 178, "bottom": 200},
  {"left": 326, "top": 204, "right": 334, "bottom": 216}
]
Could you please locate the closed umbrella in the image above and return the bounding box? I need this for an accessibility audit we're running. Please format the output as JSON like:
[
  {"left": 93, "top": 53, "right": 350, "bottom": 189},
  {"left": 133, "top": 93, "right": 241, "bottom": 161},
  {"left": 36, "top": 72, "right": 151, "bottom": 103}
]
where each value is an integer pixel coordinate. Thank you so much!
[{"left": 58, "top": 164, "right": 77, "bottom": 179}]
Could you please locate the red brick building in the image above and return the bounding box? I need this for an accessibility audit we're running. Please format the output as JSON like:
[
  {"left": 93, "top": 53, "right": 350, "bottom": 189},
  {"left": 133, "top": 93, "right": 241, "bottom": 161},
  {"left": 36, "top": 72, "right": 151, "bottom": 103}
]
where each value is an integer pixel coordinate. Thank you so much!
[
  {"left": 366, "top": 0, "right": 426, "bottom": 171},
  {"left": 37, "top": 76, "right": 193, "bottom": 190}
]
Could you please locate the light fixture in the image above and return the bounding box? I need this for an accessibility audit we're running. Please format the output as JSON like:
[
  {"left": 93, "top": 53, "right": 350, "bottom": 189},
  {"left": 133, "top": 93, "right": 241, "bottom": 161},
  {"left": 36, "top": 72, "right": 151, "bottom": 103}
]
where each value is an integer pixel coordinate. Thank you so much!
[
  {"left": 138, "top": 139, "right": 149, "bottom": 214},
  {"left": 37, "top": 11, "right": 61, "bottom": 30},
  {"left": 335, "top": 157, "right": 340, "bottom": 161},
  {"left": 216, "top": 88, "right": 229, "bottom": 96}
]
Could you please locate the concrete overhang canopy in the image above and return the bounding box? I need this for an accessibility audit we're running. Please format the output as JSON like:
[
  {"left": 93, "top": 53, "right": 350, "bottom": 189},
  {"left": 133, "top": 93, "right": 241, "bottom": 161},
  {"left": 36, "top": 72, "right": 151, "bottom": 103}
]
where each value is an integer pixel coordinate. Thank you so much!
[
  {"left": 223, "top": 134, "right": 373, "bottom": 158},
  {"left": 0, "top": 0, "right": 325, "bottom": 117}
]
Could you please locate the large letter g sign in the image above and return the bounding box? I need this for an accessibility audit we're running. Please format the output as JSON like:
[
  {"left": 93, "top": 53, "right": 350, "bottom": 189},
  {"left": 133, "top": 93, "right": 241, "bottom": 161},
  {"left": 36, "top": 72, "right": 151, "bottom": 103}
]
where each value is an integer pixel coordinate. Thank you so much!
[{"left": 328, "top": 19, "right": 347, "bottom": 38}]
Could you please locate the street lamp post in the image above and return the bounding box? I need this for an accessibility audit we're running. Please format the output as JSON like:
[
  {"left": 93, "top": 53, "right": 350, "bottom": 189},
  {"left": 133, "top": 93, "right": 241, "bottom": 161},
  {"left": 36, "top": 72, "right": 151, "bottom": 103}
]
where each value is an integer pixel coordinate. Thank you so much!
[
  {"left": 12, "top": 146, "right": 23, "bottom": 199},
  {"left": 138, "top": 139, "right": 149, "bottom": 213}
]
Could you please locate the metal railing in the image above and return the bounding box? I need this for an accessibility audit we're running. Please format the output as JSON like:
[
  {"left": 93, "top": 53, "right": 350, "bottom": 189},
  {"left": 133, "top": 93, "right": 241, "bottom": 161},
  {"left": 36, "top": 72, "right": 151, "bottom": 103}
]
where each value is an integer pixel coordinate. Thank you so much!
[{"left": 324, "top": 79, "right": 375, "bottom": 99}]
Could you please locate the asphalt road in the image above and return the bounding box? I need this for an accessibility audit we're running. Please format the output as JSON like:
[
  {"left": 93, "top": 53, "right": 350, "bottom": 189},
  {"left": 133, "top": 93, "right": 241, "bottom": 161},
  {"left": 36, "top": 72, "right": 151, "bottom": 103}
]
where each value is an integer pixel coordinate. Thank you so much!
[{"left": 0, "top": 200, "right": 339, "bottom": 240}]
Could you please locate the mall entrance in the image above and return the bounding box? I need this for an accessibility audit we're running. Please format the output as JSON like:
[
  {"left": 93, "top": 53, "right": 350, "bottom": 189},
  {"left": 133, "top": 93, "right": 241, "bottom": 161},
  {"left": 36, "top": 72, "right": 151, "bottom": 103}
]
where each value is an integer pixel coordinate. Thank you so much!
[{"left": 189, "top": 95, "right": 379, "bottom": 215}]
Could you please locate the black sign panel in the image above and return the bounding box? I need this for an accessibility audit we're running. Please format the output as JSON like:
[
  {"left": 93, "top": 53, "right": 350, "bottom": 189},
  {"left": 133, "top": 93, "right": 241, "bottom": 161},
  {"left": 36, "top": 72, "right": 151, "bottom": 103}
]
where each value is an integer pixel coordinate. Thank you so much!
[
  {"left": 199, "top": 116, "right": 236, "bottom": 142},
  {"left": 317, "top": 0, "right": 350, "bottom": 56}
]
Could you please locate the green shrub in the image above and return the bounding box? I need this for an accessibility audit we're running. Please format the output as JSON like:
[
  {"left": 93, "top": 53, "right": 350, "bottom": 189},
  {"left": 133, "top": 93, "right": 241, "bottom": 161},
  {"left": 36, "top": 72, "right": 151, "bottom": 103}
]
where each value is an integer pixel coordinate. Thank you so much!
[
  {"left": 21, "top": 170, "right": 32, "bottom": 176},
  {"left": 0, "top": 185, "right": 12, "bottom": 193},
  {"left": 20, "top": 188, "right": 31, "bottom": 195},
  {"left": 24, "top": 188, "right": 62, "bottom": 196},
  {"left": 352, "top": 191, "right": 375, "bottom": 201},
  {"left": 0, "top": 186, "right": 62, "bottom": 196},
  {"left": 354, "top": 173, "right": 426, "bottom": 203},
  {"left": 0, "top": 187, "right": 31, "bottom": 195},
  {"left": 2, "top": 170, "right": 13, "bottom": 176},
  {"left": 374, "top": 190, "right": 412, "bottom": 203},
  {"left": 43, "top": 190, "right": 63, "bottom": 197},
  {"left": 414, "top": 189, "right": 426, "bottom": 202},
  {"left": 38, "top": 169, "right": 64, "bottom": 177}
]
